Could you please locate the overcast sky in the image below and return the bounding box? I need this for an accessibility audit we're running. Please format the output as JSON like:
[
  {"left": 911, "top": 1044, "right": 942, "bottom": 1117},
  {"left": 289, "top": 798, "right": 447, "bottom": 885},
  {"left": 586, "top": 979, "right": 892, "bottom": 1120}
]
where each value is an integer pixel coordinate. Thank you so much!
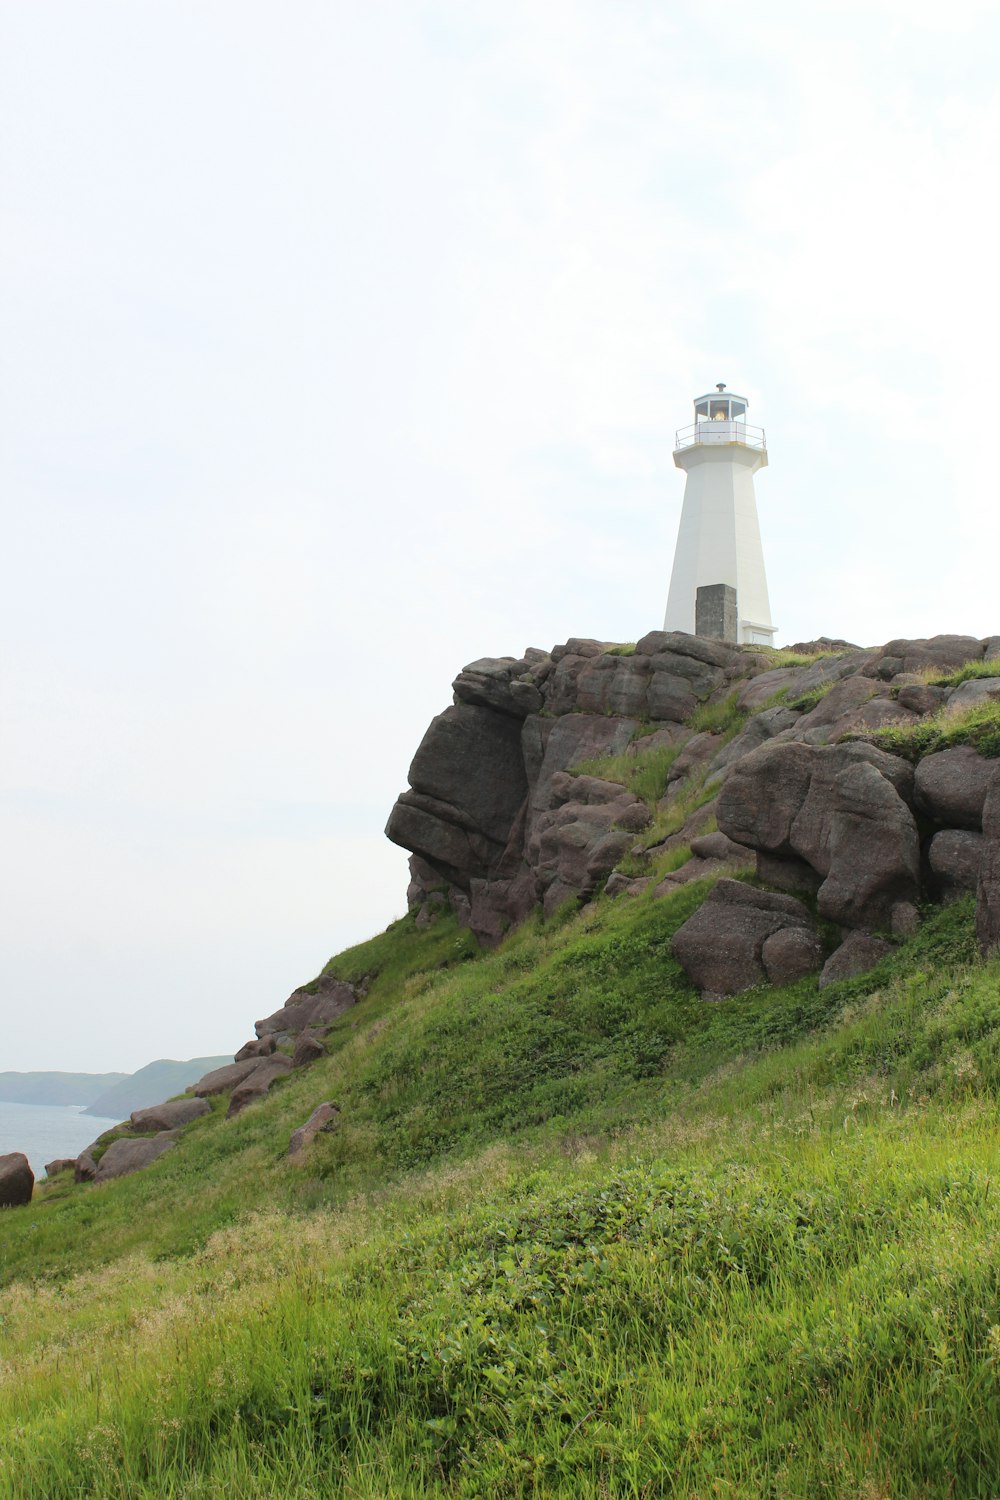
[{"left": 3, "top": 1, "right": 999, "bottom": 1073}]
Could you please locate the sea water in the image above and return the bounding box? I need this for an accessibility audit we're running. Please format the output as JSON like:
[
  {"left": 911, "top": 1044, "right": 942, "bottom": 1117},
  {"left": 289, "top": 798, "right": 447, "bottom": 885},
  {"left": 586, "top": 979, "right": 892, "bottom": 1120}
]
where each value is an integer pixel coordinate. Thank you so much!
[{"left": 0, "top": 1101, "right": 121, "bottom": 1178}]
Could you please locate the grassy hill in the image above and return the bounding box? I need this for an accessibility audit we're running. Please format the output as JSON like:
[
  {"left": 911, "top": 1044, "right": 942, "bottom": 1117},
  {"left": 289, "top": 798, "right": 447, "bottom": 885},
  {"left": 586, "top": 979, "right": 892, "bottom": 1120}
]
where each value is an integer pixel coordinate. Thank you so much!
[{"left": 2, "top": 877, "right": 1000, "bottom": 1496}]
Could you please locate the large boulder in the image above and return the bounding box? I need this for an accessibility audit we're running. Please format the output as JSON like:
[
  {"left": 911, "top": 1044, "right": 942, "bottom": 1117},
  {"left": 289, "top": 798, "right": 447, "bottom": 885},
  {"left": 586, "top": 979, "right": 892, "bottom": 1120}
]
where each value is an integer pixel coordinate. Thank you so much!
[
  {"left": 227, "top": 1055, "right": 293, "bottom": 1118},
  {"left": 385, "top": 704, "right": 528, "bottom": 885},
  {"left": 130, "top": 1097, "right": 211, "bottom": 1132},
  {"left": 94, "top": 1134, "right": 176, "bottom": 1184},
  {"left": 865, "top": 636, "right": 985, "bottom": 681},
  {"left": 0, "top": 1152, "right": 33, "bottom": 1207},
  {"left": 717, "top": 742, "right": 919, "bottom": 932},
  {"left": 914, "top": 747, "right": 994, "bottom": 830},
  {"left": 235, "top": 1036, "right": 276, "bottom": 1062},
  {"left": 671, "top": 879, "right": 821, "bottom": 996},
  {"left": 193, "top": 1059, "right": 262, "bottom": 1097},
  {"left": 976, "top": 767, "right": 1000, "bottom": 956},
  {"left": 256, "top": 973, "right": 356, "bottom": 1039},
  {"left": 819, "top": 932, "right": 896, "bottom": 988},
  {"left": 928, "top": 829, "right": 984, "bottom": 901}
]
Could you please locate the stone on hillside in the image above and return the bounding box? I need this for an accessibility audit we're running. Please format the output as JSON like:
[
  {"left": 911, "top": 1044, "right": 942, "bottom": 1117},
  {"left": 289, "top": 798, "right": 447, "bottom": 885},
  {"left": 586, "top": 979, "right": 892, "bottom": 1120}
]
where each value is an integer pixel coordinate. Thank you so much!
[
  {"left": 44, "top": 1158, "right": 77, "bottom": 1177},
  {"left": 865, "top": 636, "right": 984, "bottom": 680},
  {"left": 897, "top": 683, "right": 947, "bottom": 716},
  {"left": 604, "top": 872, "right": 652, "bottom": 897},
  {"left": 635, "top": 631, "right": 738, "bottom": 668},
  {"left": 928, "top": 829, "right": 984, "bottom": 900},
  {"left": 292, "top": 1031, "right": 326, "bottom": 1068},
  {"left": 947, "top": 678, "right": 1000, "bottom": 711},
  {"left": 689, "top": 830, "right": 754, "bottom": 863},
  {"left": 289, "top": 1102, "right": 340, "bottom": 1158},
  {"left": 671, "top": 878, "right": 818, "bottom": 996},
  {"left": 193, "top": 1059, "right": 262, "bottom": 1097},
  {"left": 760, "top": 926, "right": 825, "bottom": 985},
  {"left": 452, "top": 656, "right": 539, "bottom": 718},
  {"left": 235, "top": 1036, "right": 277, "bottom": 1062},
  {"left": 256, "top": 974, "right": 356, "bottom": 1039},
  {"left": 94, "top": 1134, "right": 176, "bottom": 1184},
  {"left": 976, "top": 767, "right": 1000, "bottom": 956},
  {"left": 914, "top": 746, "right": 994, "bottom": 830},
  {"left": 819, "top": 932, "right": 896, "bottom": 988},
  {"left": 130, "top": 1097, "right": 211, "bottom": 1132},
  {"left": 0, "top": 1152, "right": 33, "bottom": 1207},
  {"left": 226, "top": 1054, "right": 293, "bottom": 1118},
  {"left": 466, "top": 870, "right": 538, "bottom": 948},
  {"left": 706, "top": 705, "right": 799, "bottom": 781},
  {"left": 717, "top": 741, "right": 919, "bottom": 931},
  {"left": 75, "top": 1149, "right": 98, "bottom": 1183}
]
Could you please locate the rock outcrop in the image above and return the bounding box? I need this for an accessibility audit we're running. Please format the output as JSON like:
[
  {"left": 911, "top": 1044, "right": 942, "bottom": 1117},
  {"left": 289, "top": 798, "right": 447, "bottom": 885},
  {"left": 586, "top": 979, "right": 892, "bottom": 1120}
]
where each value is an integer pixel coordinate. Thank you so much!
[
  {"left": 387, "top": 628, "right": 1000, "bottom": 987},
  {"left": 94, "top": 1135, "right": 176, "bottom": 1184},
  {"left": 289, "top": 1101, "right": 340, "bottom": 1158}
]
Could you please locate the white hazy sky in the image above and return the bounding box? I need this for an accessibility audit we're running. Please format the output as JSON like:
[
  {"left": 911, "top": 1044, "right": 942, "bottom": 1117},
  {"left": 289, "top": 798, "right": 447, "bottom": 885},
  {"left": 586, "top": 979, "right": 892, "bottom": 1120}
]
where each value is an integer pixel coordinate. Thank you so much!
[{"left": 3, "top": 1, "right": 999, "bottom": 1072}]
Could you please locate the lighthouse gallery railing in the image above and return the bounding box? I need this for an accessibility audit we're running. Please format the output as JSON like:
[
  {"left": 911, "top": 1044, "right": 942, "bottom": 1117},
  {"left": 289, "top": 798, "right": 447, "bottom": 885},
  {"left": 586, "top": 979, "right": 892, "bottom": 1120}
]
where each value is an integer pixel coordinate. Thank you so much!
[{"left": 673, "top": 421, "right": 766, "bottom": 452}]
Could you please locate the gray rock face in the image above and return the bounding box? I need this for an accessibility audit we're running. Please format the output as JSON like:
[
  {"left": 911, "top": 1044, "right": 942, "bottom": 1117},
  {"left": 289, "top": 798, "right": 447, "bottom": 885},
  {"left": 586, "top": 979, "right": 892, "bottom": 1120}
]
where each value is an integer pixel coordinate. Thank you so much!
[
  {"left": 288, "top": 1102, "right": 340, "bottom": 1158},
  {"left": 819, "top": 932, "right": 896, "bottom": 988},
  {"left": 717, "top": 742, "right": 919, "bottom": 931},
  {"left": 976, "top": 768, "right": 1000, "bottom": 956},
  {"left": 671, "top": 879, "right": 820, "bottom": 995},
  {"left": 130, "top": 1098, "right": 211, "bottom": 1132},
  {"left": 948, "top": 678, "right": 1000, "bottom": 711},
  {"left": 915, "top": 747, "right": 994, "bottom": 830},
  {"left": 0, "top": 1152, "right": 33, "bottom": 1207},
  {"left": 386, "top": 704, "right": 528, "bottom": 886},
  {"left": 226, "top": 1055, "right": 293, "bottom": 1118},
  {"left": 94, "top": 1135, "right": 176, "bottom": 1184},
  {"left": 865, "top": 636, "right": 984, "bottom": 680},
  {"left": 928, "top": 829, "right": 984, "bottom": 900}
]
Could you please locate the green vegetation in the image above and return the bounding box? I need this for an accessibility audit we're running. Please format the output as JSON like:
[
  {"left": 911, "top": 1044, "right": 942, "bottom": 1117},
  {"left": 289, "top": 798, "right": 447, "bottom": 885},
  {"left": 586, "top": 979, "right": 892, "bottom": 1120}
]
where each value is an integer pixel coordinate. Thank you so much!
[
  {"left": 932, "top": 656, "right": 1000, "bottom": 687},
  {"left": 5, "top": 880, "right": 1000, "bottom": 1495},
  {"left": 604, "top": 642, "right": 636, "bottom": 657},
  {"left": 741, "top": 645, "right": 847, "bottom": 670},
  {"left": 785, "top": 678, "right": 838, "bottom": 713},
  {"left": 687, "top": 690, "right": 747, "bottom": 738},
  {"left": 571, "top": 740, "right": 682, "bottom": 807},
  {"left": 858, "top": 700, "right": 1000, "bottom": 762}
]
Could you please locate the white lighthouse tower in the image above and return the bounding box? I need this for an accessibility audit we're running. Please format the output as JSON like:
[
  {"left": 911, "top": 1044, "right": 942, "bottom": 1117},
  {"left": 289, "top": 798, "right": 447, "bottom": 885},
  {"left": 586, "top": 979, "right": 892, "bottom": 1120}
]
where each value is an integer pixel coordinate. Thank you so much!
[{"left": 663, "top": 383, "right": 776, "bottom": 646}]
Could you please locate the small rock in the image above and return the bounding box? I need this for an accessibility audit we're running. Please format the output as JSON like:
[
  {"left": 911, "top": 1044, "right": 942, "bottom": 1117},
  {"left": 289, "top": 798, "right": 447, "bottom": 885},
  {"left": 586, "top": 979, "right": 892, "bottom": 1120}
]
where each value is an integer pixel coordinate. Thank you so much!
[
  {"left": 976, "top": 767, "right": 1000, "bottom": 957},
  {"left": 288, "top": 1102, "right": 340, "bottom": 1158},
  {"left": 818, "top": 932, "right": 896, "bottom": 988},
  {"left": 0, "top": 1152, "right": 33, "bottom": 1207},
  {"left": 75, "top": 1149, "right": 98, "bottom": 1183}
]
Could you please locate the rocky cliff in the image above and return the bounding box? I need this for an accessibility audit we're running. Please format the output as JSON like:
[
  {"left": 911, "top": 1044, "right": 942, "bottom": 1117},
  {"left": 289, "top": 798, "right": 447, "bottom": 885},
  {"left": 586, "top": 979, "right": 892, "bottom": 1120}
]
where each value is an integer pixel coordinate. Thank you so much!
[{"left": 386, "top": 629, "right": 1000, "bottom": 990}]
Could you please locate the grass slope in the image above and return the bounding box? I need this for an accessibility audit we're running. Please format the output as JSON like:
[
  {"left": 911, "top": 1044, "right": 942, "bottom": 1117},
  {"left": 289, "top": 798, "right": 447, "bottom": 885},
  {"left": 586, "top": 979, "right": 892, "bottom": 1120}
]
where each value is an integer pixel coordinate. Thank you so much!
[{"left": 2, "top": 878, "right": 1000, "bottom": 1496}]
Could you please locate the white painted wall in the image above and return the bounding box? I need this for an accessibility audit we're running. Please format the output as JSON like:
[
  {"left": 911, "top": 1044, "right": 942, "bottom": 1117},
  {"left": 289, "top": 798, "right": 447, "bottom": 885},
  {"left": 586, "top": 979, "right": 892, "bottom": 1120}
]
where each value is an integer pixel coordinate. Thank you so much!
[{"left": 664, "top": 443, "right": 774, "bottom": 642}]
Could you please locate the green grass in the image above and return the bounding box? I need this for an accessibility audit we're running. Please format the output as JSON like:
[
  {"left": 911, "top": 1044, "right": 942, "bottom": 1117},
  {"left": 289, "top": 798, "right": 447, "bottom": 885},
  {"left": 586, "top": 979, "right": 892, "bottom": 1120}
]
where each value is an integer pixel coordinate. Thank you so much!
[
  {"left": 741, "top": 646, "right": 846, "bottom": 670},
  {"left": 786, "top": 678, "right": 838, "bottom": 713},
  {"left": 604, "top": 642, "right": 636, "bottom": 656},
  {"left": 571, "top": 741, "right": 682, "bottom": 807},
  {"left": 855, "top": 700, "right": 1000, "bottom": 762},
  {"left": 932, "top": 656, "right": 1000, "bottom": 687},
  {"left": 687, "top": 690, "right": 746, "bottom": 737},
  {"left": 5, "top": 883, "right": 1000, "bottom": 1495}
]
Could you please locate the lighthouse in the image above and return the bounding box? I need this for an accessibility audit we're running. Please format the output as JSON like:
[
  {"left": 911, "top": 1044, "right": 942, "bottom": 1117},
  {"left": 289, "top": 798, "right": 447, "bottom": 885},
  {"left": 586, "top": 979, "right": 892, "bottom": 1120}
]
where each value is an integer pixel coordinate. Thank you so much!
[{"left": 663, "top": 383, "right": 776, "bottom": 646}]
